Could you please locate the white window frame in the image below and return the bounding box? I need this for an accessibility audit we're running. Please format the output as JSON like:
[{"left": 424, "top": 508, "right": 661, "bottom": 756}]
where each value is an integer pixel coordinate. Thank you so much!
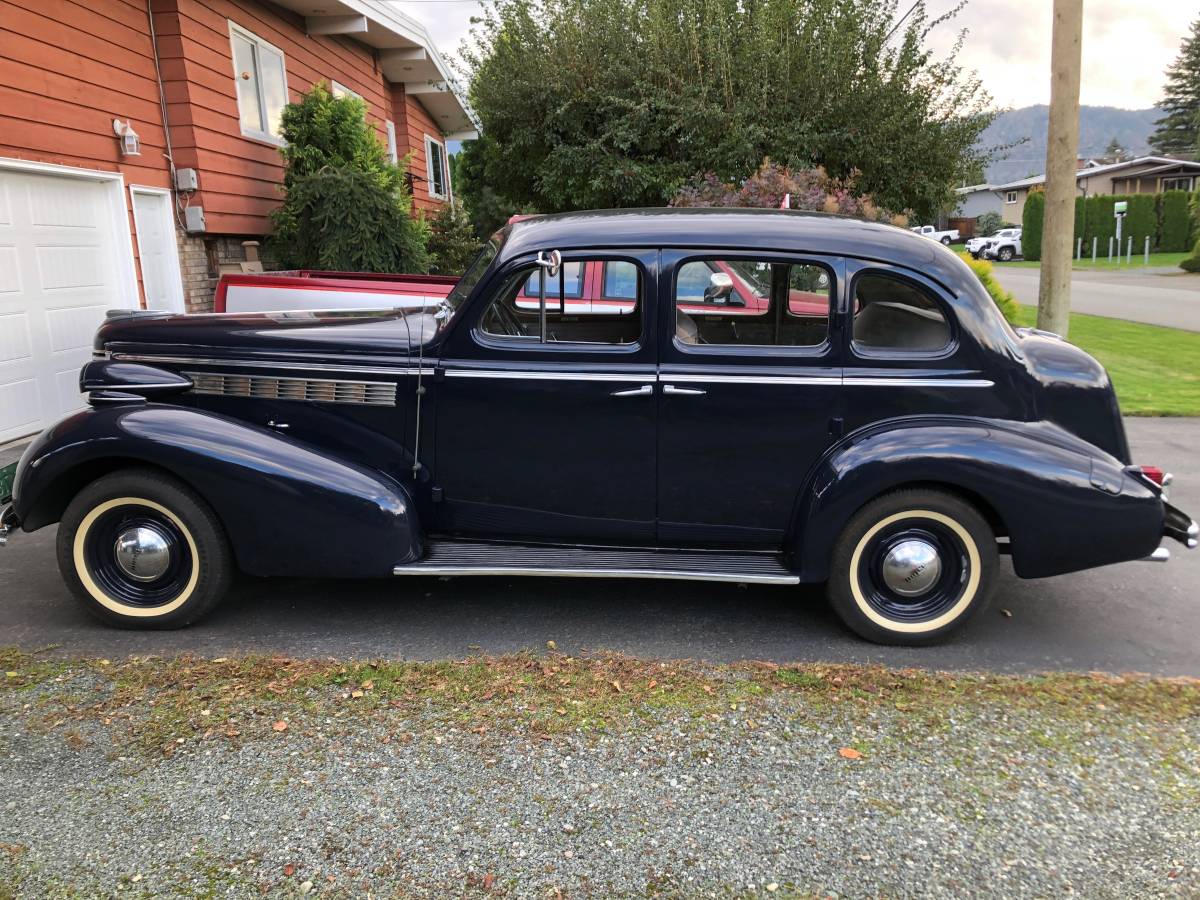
[
  {"left": 1162, "top": 176, "right": 1194, "bottom": 192},
  {"left": 385, "top": 120, "right": 399, "bottom": 164},
  {"left": 330, "top": 80, "right": 362, "bottom": 101},
  {"left": 424, "top": 134, "right": 449, "bottom": 201},
  {"left": 228, "top": 21, "right": 289, "bottom": 146},
  {"left": 1004, "top": 191, "right": 1017, "bottom": 204}
]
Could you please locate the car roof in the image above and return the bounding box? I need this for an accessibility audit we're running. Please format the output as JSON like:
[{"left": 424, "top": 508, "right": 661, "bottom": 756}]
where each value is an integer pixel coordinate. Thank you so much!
[{"left": 497, "top": 208, "right": 966, "bottom": 293}]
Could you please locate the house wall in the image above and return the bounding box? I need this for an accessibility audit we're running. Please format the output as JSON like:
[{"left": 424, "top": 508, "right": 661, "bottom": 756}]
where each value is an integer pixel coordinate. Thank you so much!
[
  {"left": 954, "top": 191, "right": 1003, "bottom": 219},
  {"left": 152, "top": 0, "right": 399, "bottom": 237},
  {"left": 391, "top": 83, "right": 449, "bottom": 216},
  {"left": 1002, "top": 189, "right": 1028, "bottom": 225},
  {"left": 0, "top": 0, "right": 175, "bottom": 307}
]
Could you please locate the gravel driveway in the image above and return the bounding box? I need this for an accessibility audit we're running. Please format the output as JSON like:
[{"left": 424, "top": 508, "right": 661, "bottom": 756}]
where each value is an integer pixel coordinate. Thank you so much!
[{"left": 2, "top": 654, "right": 1197, "bottom": 898}]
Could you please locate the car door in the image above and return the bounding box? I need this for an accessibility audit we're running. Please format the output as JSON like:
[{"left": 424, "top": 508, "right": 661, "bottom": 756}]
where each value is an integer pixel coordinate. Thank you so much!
[
  {"left": 432, "top": 250, "right": 659, "bottom": 543},
  {"left": 840, "top": 260, "right": 1018, "bottom": 432},
  {"left": 656, "top": 250, "right": 844, "bottom": 547}
]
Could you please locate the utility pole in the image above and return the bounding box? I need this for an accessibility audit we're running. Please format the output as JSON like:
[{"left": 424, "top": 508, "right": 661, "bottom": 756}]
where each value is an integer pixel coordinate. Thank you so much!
[{"left": 1037, "top": 0, "right": 1084, "bottom": 337}]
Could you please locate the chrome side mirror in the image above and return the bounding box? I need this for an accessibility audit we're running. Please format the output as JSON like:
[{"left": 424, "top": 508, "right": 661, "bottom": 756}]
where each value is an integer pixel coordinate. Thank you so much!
[
  {"left": 704, "top": 271, "right": 735, "bottom": 303},
  {"left": 536, "top": 249, "right": 562, "bottom": 277}
]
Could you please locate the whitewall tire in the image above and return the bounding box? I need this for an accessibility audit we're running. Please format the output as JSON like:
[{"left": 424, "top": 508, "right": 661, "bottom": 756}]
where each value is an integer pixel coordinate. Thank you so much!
[
  {"left": 827, "top": 488, "right": 998, "bottom": 645},
  {"left": 56, "top": 469, "right": 233, "bottom": 629}
]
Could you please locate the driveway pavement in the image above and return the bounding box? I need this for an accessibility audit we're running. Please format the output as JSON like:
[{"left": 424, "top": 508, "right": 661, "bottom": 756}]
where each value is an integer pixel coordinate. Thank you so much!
[
  {"left": 1, "top": 418, "right": 1197, "bottom": 674},
  {"left": 993, "top": 265, "right": 1200, "bottom": 331}
]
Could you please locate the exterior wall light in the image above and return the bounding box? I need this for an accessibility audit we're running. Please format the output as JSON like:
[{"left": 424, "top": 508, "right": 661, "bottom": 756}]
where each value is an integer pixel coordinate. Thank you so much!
[{"left": 113, "top": 119, "right": 141, "bottom": 157}]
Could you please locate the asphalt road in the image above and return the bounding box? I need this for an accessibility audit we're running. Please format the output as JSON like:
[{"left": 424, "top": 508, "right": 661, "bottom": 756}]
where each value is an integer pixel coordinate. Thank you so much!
[
  {"left": 1, "top": 418, "right": 1197, "bottom": 674},
  {"left": 993, "top": 265, "right": 1200, "bottom": 332}
]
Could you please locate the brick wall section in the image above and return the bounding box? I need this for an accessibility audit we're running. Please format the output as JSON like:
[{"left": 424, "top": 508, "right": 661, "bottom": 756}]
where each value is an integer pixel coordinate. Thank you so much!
[{"left": 178, "top": 232, "right": 277, "bottom": 312}]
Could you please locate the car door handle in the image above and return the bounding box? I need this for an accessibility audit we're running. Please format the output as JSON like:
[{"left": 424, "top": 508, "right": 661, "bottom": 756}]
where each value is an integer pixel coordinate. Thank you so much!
[
  {"left": 610, "top": 384, "right": 654, "bottom": 397},
  {"left": 662, "top": 384, "right": 706, "bottom": 396}
]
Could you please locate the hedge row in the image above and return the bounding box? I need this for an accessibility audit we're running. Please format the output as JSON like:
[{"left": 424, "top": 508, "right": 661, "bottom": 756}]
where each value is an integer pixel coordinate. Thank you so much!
[{"left": 1022, "top": 189, "right": 1197, "bottom": 261}]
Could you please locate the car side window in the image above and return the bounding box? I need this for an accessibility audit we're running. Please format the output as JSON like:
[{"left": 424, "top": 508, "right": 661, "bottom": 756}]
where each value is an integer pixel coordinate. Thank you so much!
[
  {"left": 852, "top": 273, "right": 950, "bottom": 353},
  {"left": 480, "top": 258, "right": 641, "bottom": 345},
  {"left": 673, "top": 259, "right": 831, "bottom": 348}
]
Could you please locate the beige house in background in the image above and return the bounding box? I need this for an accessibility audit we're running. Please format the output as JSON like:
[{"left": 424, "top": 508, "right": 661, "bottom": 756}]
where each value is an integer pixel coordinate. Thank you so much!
[{"left": 994, "top": 156, "right": 1200, "bottom": 224}]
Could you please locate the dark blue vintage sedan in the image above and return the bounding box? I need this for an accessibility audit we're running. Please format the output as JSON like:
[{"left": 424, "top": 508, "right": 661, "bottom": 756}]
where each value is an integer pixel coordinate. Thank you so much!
[{"left": 2, "top": 209, "right": 1195, "bottom": 644}]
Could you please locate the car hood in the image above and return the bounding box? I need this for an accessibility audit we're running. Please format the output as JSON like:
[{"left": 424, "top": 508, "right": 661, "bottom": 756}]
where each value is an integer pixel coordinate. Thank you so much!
[{"left": 94, "top": 307, "right": 444, "bottom": 364}]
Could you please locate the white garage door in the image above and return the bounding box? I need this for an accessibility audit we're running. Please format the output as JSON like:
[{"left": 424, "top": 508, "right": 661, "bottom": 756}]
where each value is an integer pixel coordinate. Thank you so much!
[{"left": 0, "top": 168, "right": 133, "bottom": 443}]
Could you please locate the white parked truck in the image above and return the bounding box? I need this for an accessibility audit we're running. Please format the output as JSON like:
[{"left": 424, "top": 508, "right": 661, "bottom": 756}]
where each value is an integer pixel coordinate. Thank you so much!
[{"left": 909, "top": 225, "right": 959, "bottom": 246}]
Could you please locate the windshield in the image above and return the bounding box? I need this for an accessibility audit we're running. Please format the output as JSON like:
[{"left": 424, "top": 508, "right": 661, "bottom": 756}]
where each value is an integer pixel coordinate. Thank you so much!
[{"left": 444, "top": 236, "right": 501, "bottom": 314}]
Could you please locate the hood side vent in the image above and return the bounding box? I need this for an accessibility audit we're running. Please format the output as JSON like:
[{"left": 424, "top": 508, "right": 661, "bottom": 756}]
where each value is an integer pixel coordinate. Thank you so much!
[{"left": 185, "top": 372, "right": 397, "bottom": 407}]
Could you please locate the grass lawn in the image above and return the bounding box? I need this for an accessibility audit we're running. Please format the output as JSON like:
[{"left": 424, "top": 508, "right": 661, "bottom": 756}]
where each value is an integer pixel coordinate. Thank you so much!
[
  {"left": 1015, "top": 307, "right": 1200, "bottom": 416},
  {"left": 998, "top": 251, "right": 1190, "bottom": 270}
]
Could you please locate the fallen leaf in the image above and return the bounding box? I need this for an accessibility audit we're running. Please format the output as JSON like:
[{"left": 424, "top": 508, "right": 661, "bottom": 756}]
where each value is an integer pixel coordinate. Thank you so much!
[
  {"left": 361, "top": 680, "right": 374, "bottom": 691},
  {"left": 611, "top": 680, "right": 623, "bottom": 693},
  {"left": 546, "top": 640, "right": 557, "bottom": 651},
  {"left": 283, "top": 864, "right": 295, "bottom": 877},
  {"left": 647, "top": 680, "right": 657, "bottom": 689},
  {"left": 350, "top": 690, "right": 365, "bottom": 699},
  {"left": 272, "top": 721, "right": 288, "bottom": 732},
  {"left": 482, "top": 872, "right": 496, "bottom": 890},
  {"left": 838, "top": 747, "right": 862, "bottom": 760}
]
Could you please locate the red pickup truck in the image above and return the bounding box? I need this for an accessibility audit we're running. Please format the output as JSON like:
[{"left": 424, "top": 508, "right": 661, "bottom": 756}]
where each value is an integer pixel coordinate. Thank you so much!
[{"left": 215, "top": 261, "right": 829, "bottom": 321}]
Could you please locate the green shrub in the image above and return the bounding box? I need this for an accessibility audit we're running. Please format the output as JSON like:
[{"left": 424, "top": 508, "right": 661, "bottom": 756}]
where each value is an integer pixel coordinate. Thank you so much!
[
  {"left": 1160, "top": 191, "right": 1191, "bottom": 252},
  {"left": 271, "top": 167, "right": 429, "bottom": 273},
  {"left": 975, "top": 210, "right": 1002, "bottom": 237},
  {"left": 959, "top": 251, "right": 1020, "bottom": 324},
  {"left": 1085, "top": 195, "right": 1116, "bottom": 254},
  {"left": 1188, "top": 188, "right": 1200, "bottom": 248},
  {"left": 1022, "top": 191, "right": 1044, "bottom": 261},
  {"left": 1181, "top": 238, "right": 1200, "bottom": 273},
  {"left": 1125, "top": 194, "right": 1156, "bottom": 252},
  {"left": 427, "top": 202, "right": 483, "bottom": 275},
  {"left": 270, "top": 82, "right": 428, "bottom": 272}
]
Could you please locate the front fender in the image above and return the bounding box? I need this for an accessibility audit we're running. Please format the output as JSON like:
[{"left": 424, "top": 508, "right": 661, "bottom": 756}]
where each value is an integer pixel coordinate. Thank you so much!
[
  {"left": 793, "top": 419, "right": 1162, "bottom": 581},
  {"left": 14, "top": 405, "right": 422, "bottom": 577}
]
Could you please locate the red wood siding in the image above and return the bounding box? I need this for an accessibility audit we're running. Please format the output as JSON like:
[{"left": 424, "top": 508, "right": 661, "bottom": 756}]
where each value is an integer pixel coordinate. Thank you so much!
[
  {"left": 389, "top": 83, "right": 448, "bottom": 215},
  {"left": 156, "top": 0, "right": 406, "bottom": 235},
  {"left": 0, "top": 0, "right": 175, "bottom": 306}
]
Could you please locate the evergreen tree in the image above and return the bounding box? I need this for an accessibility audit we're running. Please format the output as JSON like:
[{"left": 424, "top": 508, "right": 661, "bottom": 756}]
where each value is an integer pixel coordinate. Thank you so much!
[
  {"left": 1104, "top": 136, "right": 1126, "bottom": 161},
  {"left": 1149, "top": 18, "right": 1200, "bottom": 156}
]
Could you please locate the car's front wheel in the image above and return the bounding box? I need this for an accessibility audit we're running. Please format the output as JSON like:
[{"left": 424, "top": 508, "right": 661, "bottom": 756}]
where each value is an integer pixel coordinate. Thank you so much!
[
  {"left": 998, "top": 246, "right": 1014, "bottom": 261},
  {"left": 56, "top": 468, "right": 233, "bottom": 628},
  {"left": 826, "top": 488, "right": 998, "bottom": 645}
]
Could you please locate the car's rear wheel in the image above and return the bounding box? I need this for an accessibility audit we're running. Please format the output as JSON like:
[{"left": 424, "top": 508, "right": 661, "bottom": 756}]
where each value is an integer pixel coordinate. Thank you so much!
[
  {"left": 826, "top": 488, "right": 998, "bottom": 645},
  {"left": 56, "top": 468, "right": 233, "bottom": 628},
  {"left": 998, "top": 246, "right": 1014, "bottom": 261},
  {"left": 940, "top": 236, "right": 952, "bottom": 245}
]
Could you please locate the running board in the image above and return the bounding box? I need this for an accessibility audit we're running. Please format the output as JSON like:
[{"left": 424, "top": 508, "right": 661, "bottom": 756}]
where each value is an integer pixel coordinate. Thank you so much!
[{"left": 393, "top": 540, "right": 800, "bottom": 584}]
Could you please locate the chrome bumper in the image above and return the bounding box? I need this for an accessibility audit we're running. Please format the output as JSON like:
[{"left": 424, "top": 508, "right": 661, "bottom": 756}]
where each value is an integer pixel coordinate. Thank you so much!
[
  {"left": 1142, "top": 501, "right": 1198, "bottom": 562},
  {"left": 0, "top": 504, "right": 17, "bottom": 547}
]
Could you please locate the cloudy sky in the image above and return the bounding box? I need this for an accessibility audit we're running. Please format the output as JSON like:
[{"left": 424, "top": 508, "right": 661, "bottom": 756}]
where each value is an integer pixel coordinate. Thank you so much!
[{"left": 393, "top": 0, "right": 1195, "bottom": 111}]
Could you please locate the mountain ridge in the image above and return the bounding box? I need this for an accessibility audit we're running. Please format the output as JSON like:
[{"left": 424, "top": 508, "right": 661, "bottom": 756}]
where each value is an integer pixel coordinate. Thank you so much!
[{"left": 978, "top": 105, "right": 1162, "bottom": 185}]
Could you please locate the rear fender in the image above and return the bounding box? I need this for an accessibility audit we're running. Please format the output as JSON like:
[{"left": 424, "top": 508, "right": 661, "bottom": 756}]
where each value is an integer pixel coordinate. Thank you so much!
[
  {"left": 13, "top": 405, "right": 422, "bottom": 577},
  {"left": 792, "top": 419, "right": 1162, "bottom": 581}
]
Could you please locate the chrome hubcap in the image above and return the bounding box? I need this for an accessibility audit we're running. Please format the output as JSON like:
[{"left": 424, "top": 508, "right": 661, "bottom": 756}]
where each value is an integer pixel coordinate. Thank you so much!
[
  {"left": 113, "top": 525, "right": 172, "bottom": 582},
  {"left": 881, "top": 539, "right": 942, "bottom": 597}
]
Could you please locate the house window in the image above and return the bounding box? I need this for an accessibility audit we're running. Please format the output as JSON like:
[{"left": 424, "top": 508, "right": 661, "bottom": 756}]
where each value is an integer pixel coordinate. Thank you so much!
[
  {"left": 1163, "top": 176, "right": 1194, "bottom": 192},
  {"left": 1004, "top": 191, "right": 1018, "bottom": 204},
  {"left": 425, "top": 135, "right": 448, "bottom": 200},
  {"left": 385, "top": 121, "right": 399, "bottom": 164},
  {"left": 229, "top": 22, "right": 288, "bottom": 144},
  {"left": 330, "top": 81, "right": 362, "bottom": 101}
]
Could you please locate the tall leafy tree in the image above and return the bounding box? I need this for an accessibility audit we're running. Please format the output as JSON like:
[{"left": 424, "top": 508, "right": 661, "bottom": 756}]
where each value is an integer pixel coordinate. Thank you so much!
[
  {"left": 459, "top": 0, "right": 994, "bottom": 222},
  {"left": 1149, "top": 18, "right": 1200, "bottom": 156}
]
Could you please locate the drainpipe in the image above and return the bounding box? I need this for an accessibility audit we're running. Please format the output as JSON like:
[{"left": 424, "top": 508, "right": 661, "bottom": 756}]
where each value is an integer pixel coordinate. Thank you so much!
[{"left": 146, "top": 0, "right": 182, "bottom": 230}]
